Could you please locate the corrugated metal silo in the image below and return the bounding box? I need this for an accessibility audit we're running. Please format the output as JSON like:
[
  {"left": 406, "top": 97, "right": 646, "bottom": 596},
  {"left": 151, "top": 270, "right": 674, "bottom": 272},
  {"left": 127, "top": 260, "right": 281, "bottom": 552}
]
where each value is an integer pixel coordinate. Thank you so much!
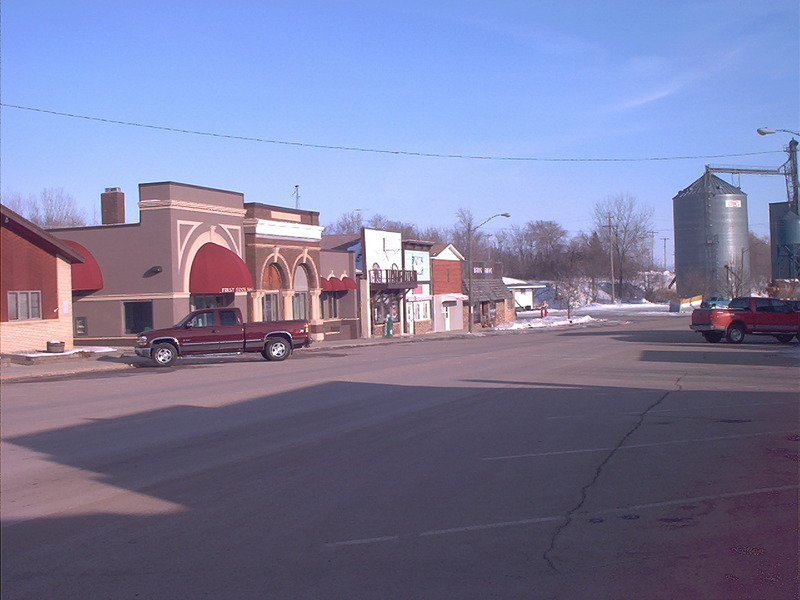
[
  {"left": 672, "top": 172, "right": 750, "bottom": 298},
  {"left": 769, "top": 201, "right": 800, "bottom": 280}
]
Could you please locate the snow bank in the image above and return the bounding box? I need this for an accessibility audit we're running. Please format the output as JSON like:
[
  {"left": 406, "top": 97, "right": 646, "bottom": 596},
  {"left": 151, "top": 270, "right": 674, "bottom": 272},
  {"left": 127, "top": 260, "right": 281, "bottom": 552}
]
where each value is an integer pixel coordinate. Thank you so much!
[{"left": 495, "top": 315, "right": 596, "bottom": 330}]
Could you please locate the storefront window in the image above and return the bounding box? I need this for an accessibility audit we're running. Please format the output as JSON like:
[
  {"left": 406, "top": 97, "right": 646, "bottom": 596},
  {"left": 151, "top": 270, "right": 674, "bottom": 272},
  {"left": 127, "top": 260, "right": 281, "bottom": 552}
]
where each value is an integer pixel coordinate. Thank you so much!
[
  {"left": 293, "top": 292, "right": 308, "bottom": 321},
  {"left": 293, "top": 264, "right": 310, "bottom": 321},
  {"left": 321, "top": 291, "right": 340, "bottom": 319},
  {"left": 124, "top": 301, "right": 153, "bottom": 334},
  {"left": 413, "top": 300, "right": 431, "bottom": 321},
  {"left": 373, "top": 293, "right": 399, "bottom": 325},
  {"left": 262, "top": 293, "right": 281, "bottom": 321}
]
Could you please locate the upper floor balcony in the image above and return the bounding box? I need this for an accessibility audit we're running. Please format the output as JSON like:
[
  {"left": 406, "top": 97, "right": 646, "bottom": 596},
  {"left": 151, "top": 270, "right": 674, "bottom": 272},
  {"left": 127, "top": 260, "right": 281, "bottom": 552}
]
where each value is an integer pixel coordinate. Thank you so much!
[{"left": 368, "top": 269, "right": 418, "bottom": 290}]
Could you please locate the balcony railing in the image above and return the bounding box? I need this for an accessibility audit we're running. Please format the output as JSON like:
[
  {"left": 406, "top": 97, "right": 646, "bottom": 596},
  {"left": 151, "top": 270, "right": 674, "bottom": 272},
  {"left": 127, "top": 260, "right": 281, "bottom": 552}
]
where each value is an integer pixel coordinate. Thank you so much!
[{"left": 368, "top": 269, "right": 417, "bottom": 287}]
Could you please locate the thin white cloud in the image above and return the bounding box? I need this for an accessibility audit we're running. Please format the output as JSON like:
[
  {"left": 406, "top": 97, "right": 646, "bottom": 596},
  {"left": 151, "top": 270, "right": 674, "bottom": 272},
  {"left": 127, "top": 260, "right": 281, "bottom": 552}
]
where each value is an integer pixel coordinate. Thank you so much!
[{"left": 602, "top": 42, "right": 750, "bottom": 114}]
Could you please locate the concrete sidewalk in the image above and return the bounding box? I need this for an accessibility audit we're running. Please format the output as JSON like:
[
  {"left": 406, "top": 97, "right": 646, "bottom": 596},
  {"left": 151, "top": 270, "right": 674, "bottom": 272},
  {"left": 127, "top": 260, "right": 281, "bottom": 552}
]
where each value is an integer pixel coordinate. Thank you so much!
[{"left": 0, "top": 330, "right": 479, "bottom": 383}]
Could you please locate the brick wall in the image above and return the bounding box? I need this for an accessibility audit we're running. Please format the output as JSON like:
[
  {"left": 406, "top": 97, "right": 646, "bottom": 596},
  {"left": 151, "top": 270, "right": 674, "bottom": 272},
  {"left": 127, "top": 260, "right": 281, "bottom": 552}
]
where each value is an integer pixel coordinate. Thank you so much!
[
  {"left": 431, "top": 260, "right": 462, "bottom": 295},
  {"left": 414, "top": 319, "right": 433, "bottom": 335}
]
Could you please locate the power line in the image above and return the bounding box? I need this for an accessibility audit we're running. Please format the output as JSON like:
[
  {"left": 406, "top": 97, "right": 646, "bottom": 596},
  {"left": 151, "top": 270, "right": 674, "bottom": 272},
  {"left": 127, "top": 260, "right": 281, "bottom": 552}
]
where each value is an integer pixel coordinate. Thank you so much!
[{"left": 1, "top": 103, "right": 783, "bottom": 163}]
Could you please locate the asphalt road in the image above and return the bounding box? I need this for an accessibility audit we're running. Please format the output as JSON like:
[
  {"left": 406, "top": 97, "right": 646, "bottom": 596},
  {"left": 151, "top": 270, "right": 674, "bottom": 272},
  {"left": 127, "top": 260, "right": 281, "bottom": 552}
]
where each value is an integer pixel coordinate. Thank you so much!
[{"left": 2, "top": 315, "right": 798, "bottom": 599}]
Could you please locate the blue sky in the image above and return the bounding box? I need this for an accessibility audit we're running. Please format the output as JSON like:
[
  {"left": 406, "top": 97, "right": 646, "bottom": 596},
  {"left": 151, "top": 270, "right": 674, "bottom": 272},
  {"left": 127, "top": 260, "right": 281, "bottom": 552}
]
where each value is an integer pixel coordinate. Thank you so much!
[{"left": 2, "top": 1, "right": 798, "bottom": 267}]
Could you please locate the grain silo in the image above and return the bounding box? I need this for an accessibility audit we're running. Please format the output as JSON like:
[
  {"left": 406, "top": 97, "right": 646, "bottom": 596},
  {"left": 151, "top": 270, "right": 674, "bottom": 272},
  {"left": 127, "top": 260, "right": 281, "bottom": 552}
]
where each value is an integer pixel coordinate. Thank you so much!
[
  {"left": 672, "top": 171, "right": 750, "bottom": 298},
  {"left": 769, "top": 201, "right": 800, "bottom": 280}
]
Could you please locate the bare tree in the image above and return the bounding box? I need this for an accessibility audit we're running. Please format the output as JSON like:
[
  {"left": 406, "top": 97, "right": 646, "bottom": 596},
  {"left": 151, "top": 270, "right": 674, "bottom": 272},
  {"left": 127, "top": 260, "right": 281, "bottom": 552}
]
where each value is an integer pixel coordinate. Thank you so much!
[
  {"left": 747, "top": 232, "right": 771, "bottom": 293},
  {"left": 569, "top": 231, "right": 608, "bottom": 302},
  {"left": 528, "top": 220, "right": 568, "bottom": 279},
  {"left": 1, "top": 188, "right": 87, "bottom": 228},
  {"left": 1, "top": 191, "right": 31, "bottom": 216},
  {"left": 493, "top": 226, "right": 522, "bottom": 277},
  {"left": 323, "top": 210, "right": 365, "bottom": 235},
  {"left": 366, "top": 214, "right": 420, "bottom": 239},
  {"left": 593, "top": 194, "right": 653, "bottom": 294},
  {"left": 416, "top": 226, "right": 448, "bottom": 244},
  {"left": 451, "top": 208, "right": 474, "bottom": 259}
]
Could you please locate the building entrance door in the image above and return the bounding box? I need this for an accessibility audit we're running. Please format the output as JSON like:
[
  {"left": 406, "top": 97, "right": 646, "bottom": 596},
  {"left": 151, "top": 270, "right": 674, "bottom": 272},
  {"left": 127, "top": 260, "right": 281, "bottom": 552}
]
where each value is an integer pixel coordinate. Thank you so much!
[{"left": 443, "top": 301, "right": 455, "bottom": 331}]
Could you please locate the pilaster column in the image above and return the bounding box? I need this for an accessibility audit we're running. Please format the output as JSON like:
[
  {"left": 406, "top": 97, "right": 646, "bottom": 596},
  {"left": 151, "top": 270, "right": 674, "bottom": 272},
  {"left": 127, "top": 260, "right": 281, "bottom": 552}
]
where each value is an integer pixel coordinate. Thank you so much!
[{"left": 281, "top": 290, "right": 294, "bottom": 319}]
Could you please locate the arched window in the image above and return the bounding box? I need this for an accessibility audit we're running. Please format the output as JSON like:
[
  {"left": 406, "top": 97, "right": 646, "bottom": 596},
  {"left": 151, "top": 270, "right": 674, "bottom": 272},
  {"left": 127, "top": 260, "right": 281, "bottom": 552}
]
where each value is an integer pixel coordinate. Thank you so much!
[
  {"left": 262, "top": 263, "right": 285, "bottom": 321},
  {"left": 264, "top": 263, "right": 283, "bottom": 290},
  {"left": 292, "top": 264, "right": 310, "bottom": 321}
]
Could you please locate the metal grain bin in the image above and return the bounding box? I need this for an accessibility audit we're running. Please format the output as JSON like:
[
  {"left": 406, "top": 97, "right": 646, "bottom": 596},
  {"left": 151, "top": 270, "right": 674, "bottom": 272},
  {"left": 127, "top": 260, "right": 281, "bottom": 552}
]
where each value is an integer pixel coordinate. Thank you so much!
[
  {"left": 769, "top": 201, "right": 800, "bottom": 280},
  {"left": 672, "top": 172, "right": 750, "bottom": 297}
]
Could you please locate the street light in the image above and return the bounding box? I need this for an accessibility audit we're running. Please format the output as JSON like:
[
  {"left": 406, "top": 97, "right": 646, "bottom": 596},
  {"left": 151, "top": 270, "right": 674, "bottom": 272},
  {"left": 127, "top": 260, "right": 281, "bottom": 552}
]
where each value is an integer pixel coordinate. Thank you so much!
[
  {"left": 757, "top": 127, "right": 800, "bottom": 136},
  {"left": 757, "top": 126, "right": 799, "bottom": 214},
  {"left": 467, "top": 212, "right": 511, "bottom": 333}
]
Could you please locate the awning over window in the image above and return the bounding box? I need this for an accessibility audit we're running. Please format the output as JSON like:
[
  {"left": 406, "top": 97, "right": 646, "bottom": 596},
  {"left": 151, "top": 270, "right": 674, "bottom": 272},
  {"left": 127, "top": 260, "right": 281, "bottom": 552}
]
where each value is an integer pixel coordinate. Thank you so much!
[
  {"left": 328, "top": 277, "right": 346, "bottom": 291},
  {"left": 62, "top": 239, "right": 104, "bottom": 291},
  {"left": 321, "top": 276, "right": 357, "bottom": 291},
  {"left": 189, "top": 243, "right": 253, "bottom": 293}
]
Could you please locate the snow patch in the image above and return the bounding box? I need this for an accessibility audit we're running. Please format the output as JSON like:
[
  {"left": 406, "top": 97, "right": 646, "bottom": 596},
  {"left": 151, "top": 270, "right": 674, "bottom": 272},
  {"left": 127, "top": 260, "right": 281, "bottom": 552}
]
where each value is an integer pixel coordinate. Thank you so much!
[
  {"left": 14, "top": 346, "right": 119, "bottom": 358},
  {"left": 495, "top": 315, "right": 596, "bottom": 330}
]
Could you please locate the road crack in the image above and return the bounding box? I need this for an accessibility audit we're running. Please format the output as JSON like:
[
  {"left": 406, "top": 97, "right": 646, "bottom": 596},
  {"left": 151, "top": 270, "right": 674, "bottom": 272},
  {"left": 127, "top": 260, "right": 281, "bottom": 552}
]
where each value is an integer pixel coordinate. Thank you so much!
[{"left": 542, "top": 375, "right": 685, "bottom": 571}]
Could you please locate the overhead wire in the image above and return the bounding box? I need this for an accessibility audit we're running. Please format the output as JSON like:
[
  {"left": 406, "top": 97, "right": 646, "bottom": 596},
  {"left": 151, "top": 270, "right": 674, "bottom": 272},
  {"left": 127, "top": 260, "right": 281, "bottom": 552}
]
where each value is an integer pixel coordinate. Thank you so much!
[{"left": 1, "top": 103, "right": 783, "bottom": 163}]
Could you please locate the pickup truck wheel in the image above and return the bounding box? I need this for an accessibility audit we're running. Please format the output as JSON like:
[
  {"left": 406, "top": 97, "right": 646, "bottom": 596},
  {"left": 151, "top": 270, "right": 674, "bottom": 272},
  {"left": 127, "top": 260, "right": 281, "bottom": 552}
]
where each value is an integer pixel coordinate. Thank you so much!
[
  {"left": 262, "top": 337, "right": 290, "bottom": 361},
  {"left": 775, "top": 334, "right": 794, "bottom": 344},
  {"left": 702, "top": 331, "right": 723, "bottom": 343},
  {"left": 725, "top": 323, "right": 746, "bottom": 344},
  {"left": 152, "top": 343, "right": 178, "bottom": 367}
]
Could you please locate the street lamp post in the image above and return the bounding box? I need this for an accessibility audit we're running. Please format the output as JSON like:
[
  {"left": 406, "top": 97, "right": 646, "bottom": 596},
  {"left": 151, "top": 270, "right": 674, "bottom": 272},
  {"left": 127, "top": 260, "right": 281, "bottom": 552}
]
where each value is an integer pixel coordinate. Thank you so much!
[
  {"left": 757, "top": 127, "right": 800, "bottom": 278},
  {"left": 758, "top": 126, "right": 799, "bottom": 213},
  {"left": 467, "top": 212, "right": 510, "bottom": 334},
  {"left": 757, "top": 127, "right": 800, "bottom": 136}
]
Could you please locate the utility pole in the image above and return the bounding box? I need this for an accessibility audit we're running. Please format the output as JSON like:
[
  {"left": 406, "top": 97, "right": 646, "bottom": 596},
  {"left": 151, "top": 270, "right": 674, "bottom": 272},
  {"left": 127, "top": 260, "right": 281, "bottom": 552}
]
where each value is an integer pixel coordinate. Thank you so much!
[
  {"left": 604, "top": 216, "right": 616, "bottom": 303},
  {"left": 293, "top": 185, "right": 300, "bottom": 209},
  {"left": 788, "top": 138, "right": 798, "bottom": 214},
  {"left": 467, "top": 212, "right": 511, "bottom": 333},
  {"left": 661, "top": 237, "right": 669, "bottom": 271}
]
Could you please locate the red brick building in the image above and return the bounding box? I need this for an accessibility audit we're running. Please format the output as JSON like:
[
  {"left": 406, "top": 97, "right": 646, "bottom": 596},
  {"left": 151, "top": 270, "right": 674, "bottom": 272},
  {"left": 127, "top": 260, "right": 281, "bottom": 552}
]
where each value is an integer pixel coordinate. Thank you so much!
[
  {"left": 430, "top": 243, "right": 468, "bottom": 332},
  {"left": 1, "top": 205, "right": 85, "bottom": 353}
]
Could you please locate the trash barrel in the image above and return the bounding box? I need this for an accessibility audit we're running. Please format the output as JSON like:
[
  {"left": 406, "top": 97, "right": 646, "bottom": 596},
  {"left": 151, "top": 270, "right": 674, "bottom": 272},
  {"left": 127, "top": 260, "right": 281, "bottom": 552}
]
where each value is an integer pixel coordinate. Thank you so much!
[{"left": 47, "top": 340, "right": 66, "bottom": 353}]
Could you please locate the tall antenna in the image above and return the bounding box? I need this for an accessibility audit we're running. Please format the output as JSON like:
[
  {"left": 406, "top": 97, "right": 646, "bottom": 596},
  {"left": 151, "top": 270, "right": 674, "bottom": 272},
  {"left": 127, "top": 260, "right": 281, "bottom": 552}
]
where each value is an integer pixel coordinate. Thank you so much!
[{"left": 293, "top": 185, "right": 300, "bottom": 209}]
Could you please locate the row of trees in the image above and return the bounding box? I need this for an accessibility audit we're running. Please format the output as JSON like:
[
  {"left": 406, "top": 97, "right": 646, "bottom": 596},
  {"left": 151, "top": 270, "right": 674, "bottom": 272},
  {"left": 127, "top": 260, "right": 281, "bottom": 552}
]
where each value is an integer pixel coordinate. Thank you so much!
[
  {"left": 326, "top": 194, "right": 662, "bottom": 301},
  {"left": 2, "top": 189, "right": 89, "bottom": 228}
]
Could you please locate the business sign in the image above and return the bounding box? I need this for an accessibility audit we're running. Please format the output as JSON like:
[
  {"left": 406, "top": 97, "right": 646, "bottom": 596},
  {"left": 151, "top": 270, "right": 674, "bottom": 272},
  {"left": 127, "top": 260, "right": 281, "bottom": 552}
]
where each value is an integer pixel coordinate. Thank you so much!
[{"left": 405, "top": 249, "right": 430, "bottom": 280}]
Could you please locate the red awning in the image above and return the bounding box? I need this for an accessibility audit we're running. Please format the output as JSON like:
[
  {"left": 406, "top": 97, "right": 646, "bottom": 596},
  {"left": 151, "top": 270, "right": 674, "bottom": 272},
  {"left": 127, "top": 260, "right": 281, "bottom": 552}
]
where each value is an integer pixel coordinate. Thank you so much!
[
  {"left": 319, "top": 277, "right": 333, "bottom": 291},
  {"left": 189, "top": 243, "right": 253, "bottom": 293},
  {"left": 328, "top": 277, "right": 346, "bottom": 291},
  {"left": 62, "top": 239, "right": 104, "bottom": 291},
  {"left": 342, "top": 276, "right": 358, "bottom": 290}
]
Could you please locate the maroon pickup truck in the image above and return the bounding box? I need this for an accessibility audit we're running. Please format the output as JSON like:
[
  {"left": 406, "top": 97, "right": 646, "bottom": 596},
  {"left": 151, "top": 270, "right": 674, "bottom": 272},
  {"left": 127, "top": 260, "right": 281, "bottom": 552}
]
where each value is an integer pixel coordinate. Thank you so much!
[
  {"left": 690, "top": 296, "right": 800, "bottom": 344},
  {"left": 135, "top": 307, "right": 311, "bottom": 366}
]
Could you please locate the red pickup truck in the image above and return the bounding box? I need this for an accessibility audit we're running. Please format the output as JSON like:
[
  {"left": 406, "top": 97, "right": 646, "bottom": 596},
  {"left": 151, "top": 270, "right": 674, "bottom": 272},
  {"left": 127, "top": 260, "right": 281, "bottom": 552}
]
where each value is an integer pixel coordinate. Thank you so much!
[
  {"left": 135, "top": 307, "right": 311, "bottom": 366},
  {"left": 690, "top": 296, "right": 800, "bottom": 344}
]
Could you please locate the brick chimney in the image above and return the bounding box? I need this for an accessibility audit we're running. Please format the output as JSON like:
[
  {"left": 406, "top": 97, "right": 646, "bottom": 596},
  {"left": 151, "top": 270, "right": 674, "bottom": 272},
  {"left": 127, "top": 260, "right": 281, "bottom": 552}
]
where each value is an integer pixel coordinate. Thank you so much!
[{"left": 101, "top": 187, "right": 125, "bottom": 224}]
